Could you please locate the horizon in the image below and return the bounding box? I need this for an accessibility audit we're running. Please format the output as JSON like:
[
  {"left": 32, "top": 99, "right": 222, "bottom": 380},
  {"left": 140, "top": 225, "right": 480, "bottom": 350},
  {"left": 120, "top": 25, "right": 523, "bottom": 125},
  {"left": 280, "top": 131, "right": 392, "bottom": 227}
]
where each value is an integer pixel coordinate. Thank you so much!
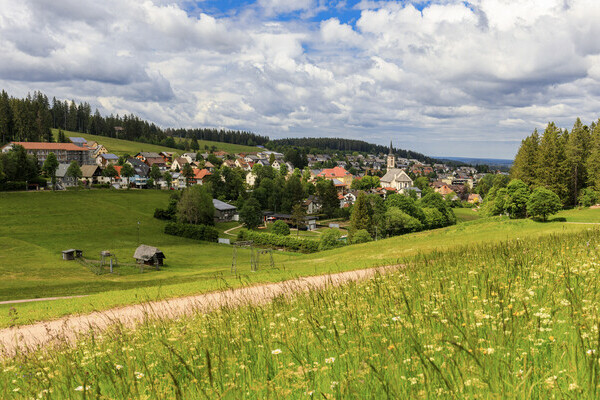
[{"left": 2, "top": 1, "right": 599, "bottom": 159}]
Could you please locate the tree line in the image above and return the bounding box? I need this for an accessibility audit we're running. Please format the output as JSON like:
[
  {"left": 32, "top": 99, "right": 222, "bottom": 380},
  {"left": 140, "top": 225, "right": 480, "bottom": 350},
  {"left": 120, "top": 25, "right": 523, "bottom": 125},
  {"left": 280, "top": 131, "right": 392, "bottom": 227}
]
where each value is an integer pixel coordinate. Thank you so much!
[
  {"left": 511, "top": 118, "right": 600, "bottom": 206},
  {"left": 267, "top": 137, "right": 437, "bottom": 164},
  {"left": 0, "top": 90, "right": 269, "bottom": 149}
]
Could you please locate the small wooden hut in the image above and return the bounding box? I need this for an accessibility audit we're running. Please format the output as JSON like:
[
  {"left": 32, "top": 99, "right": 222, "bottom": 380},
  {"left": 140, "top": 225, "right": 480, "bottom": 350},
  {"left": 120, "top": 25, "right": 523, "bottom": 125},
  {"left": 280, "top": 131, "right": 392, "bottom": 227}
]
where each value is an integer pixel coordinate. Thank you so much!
[
  {"left": 133, "top": 245, "right": 165, "bottom": 266},
  {"left": 62, "top": 249, "right": 83, "bottom": 260}
]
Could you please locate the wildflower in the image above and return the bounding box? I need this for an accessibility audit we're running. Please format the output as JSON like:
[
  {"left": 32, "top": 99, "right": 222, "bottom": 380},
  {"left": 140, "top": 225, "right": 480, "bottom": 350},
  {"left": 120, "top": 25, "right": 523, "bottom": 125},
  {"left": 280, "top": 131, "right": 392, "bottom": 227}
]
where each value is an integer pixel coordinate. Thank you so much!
[
  {"left": 325, "top": 357, "right": 335, "bottom": 364},
  {"left": 484, "top": 348, "right": 495, "bottom": 355},
  {"left": 135, "top": 372, "right": 144, "bottom": 379},
  {"left": 587, "top": 349, "right": 596, "bottom": 356},
  {"left": 74, "top": 386, "right": 89, "bottom": 392},
  {"left": 569, "top": 382, "right": 579, "bottom": 391},
  {"left": 271, "top": 349, "right": 282, "bottom": 355},
  {"left": 12, "top": 388, "right": 20, "bottom": 392},
  {"left": 115, "top": 364, "right": 123, "bottom": 370}
]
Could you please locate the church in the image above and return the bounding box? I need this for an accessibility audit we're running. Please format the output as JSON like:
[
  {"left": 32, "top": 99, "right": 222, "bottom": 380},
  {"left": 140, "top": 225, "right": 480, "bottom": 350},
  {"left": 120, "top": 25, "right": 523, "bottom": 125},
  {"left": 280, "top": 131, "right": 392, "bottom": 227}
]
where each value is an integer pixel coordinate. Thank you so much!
[{"left": 380, "top": 141, "right": 414, "bottom": 191}]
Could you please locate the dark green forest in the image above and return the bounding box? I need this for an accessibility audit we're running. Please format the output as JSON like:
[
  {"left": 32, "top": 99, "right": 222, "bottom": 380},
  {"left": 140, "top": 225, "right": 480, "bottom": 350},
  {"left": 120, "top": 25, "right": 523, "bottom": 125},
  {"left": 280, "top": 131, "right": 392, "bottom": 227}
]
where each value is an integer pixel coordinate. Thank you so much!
[{"left": 511, "top": 117, "right": 600, "bottom": 206}]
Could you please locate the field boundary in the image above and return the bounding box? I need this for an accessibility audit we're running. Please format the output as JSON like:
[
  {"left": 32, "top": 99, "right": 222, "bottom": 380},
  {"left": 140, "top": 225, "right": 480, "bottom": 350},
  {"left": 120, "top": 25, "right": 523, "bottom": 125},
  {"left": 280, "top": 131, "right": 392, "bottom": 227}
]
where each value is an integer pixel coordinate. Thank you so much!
[{"left": 0, "top": 264, "right": 400, "bottom": 358}]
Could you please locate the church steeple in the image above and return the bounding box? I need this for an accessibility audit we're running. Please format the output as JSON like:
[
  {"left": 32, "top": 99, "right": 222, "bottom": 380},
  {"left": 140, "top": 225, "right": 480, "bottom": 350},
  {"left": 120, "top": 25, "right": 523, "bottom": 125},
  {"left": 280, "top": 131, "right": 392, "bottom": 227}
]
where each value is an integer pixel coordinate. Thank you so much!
[{"left": 387, "top": 140, "right": 395, "bottom": 169}]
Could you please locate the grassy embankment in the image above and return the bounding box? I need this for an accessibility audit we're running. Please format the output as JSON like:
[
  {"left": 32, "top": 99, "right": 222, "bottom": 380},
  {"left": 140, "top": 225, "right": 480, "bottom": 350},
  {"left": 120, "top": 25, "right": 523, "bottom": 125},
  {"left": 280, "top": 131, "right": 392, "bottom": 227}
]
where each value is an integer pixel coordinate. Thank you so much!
[
  {"left": 51, "top": 129, "right": 262, "bottom": 156},
  {"left": 1, "top": 190, "right": 599, "bottom": 328},
  {"left": 2, "top": 225, "right": 600, "bottom": 398}
]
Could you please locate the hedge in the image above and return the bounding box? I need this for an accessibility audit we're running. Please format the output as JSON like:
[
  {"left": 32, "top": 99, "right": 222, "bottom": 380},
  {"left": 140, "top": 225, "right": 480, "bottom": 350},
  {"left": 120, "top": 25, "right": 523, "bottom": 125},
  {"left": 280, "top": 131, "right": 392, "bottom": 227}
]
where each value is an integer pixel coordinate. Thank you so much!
[
  {"left": 0, "top": 181, "right": 27, "bottom": 191},
  {"left": 164, "top": 222, "right": 219, "bottom": 242},
  {"left": 237, "top": 230, "right": 319, "bottom": 253}
]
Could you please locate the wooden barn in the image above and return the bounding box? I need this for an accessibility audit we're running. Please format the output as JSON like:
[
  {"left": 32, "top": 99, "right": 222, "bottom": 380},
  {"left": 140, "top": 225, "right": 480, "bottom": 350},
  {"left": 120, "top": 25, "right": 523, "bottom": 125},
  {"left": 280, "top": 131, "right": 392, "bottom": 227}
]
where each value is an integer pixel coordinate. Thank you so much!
[{"left": 133, "top": 245, "right": 166, "bottom": 266}]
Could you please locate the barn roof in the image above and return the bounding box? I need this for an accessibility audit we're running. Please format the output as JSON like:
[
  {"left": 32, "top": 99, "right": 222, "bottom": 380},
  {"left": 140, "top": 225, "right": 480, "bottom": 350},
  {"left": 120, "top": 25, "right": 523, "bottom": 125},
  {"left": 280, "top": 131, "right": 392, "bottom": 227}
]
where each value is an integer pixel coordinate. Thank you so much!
[
  {"left": 212, "top": 199, "right": 237, "bottom": 211},
  {"left": 133, "top": 245, "right": 165, "bottom": 261}
]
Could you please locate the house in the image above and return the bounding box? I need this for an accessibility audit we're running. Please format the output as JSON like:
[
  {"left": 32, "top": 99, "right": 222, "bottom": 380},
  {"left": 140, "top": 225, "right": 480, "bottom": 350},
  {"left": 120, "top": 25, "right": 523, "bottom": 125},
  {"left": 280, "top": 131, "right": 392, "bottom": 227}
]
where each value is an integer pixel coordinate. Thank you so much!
[
  {"left": 380, "top": 168, "right": 413, "bottom": 191},
  {"left": 91, "top": 144, "right": 108, "bottom": 158},
  {"left": 96, "top": 153, "right": 119, "bottom": 167},
  {"left": 246, "top": 172, "right": 257, "bottom": 187},
  {"left": 468, "top": 193, "right": 482, "bottom": 204},
  {"left": 1, "top": 142, "right": 94, "bottom": 166},
  {"left": 181, "top": 153, "right": 197, "bottom": 163},
  {"left": 340, "top": 191, "right": 358, "bottom": 207},
  {"left": 80, "top": 164, "right": 103, "bottom": 185},
  {"left": 136, "top": 152, "right": 162, "bottom": 162},
  {"left": 171, "top": 172, "right": 187, "bottom": 189},
  {"left": 213, "top": 199, "right": 238, "bottom": 222},
  {"left": 126, "top": 158, "right": 150, "bottom": 188},
  {"left": 435, "top": 184, "right": 455, "bottom": 197},
  {"left": 304, "top": 195, "right": 321, "bottom": 214},
  {"left": 190, "top": 168, "right": 211, "bottom": 185},
  {"left": 222, "top": 159, "right": 236, "bottom": 169},
  {"left": 69, "top": 137, "right": 87, "bottom": 147},
  {"left": 133, "top": 245, "right": 166, "bottom": 266},
  {"left": 317, "top": 166, "right": 353, "bottom": 187},
  {"left": 55, "top": 164, "right": 78, "bottom": 189},
  {"left": 171, "top": 157, "right": 189, "bottom": 171},
  {"left": 160, "top": 152, "right": 174, "bottom": 163},
  {"left": 144, "top": 157, "right": 167, "bottom": 171}
]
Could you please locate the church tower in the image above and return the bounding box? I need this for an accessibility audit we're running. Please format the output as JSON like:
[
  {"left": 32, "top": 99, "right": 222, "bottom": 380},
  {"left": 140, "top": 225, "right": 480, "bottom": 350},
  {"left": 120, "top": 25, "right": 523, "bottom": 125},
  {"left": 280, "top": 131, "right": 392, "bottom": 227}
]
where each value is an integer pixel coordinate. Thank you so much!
[{"left": 387, "top": 140, "right": 395, "bottom": 169}]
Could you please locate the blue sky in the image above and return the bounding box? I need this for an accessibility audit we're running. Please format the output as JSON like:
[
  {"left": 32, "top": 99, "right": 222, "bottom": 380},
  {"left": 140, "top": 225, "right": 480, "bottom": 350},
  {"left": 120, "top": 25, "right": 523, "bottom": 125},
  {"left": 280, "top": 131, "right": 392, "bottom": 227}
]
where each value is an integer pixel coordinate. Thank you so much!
[{"left": 1, "top": 0, "right": 598, "bottom": 159}]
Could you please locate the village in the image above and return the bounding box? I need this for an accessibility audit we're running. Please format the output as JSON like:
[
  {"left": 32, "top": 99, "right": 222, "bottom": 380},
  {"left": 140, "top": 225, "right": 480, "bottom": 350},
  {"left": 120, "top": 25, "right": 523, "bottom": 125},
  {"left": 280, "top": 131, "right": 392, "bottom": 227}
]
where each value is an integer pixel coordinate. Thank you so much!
[{"left": 0, "top": 137, "right": 493, "bottom": 219}]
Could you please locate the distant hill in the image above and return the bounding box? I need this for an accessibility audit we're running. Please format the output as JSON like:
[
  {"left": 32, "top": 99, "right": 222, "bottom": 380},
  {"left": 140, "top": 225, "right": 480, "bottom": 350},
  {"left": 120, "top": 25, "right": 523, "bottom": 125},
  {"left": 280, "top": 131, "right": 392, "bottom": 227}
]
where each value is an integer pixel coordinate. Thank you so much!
[
  {"left": 268, "top": 137, "right": 437, "bottom": 164},
  {"left": 438, "top": 156, "right": 513, "bottom": 168}
]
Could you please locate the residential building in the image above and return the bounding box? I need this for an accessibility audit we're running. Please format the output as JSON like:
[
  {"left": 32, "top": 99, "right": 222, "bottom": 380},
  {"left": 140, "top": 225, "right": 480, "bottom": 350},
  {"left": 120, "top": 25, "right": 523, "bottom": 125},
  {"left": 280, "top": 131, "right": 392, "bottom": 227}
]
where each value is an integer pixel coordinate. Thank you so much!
[
  {"left": 1, "top": 142, "right": 94, "bottom": 166},
  {"left": 317, "top": 166, "right": 353, "bottom": 187},
  {"left": 380, "top": 168, "right": 413, "bottom": 191},
  {"left": 96, "top": 153, "right": 119, "bottom": 167}
]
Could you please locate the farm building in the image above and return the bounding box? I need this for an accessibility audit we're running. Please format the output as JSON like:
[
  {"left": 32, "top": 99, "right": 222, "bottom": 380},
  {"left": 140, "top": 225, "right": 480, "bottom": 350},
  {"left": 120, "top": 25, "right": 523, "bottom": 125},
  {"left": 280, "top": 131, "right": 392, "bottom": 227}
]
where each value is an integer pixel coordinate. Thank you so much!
[
  {"left": 62, "top": 249, "right": 83, "bottom": 260},
  {"left": 133, "top": 245, "right": 166, "bottom": 266},
  {"left": 213, "top": 199, "right": 238, "bottom": 222}
]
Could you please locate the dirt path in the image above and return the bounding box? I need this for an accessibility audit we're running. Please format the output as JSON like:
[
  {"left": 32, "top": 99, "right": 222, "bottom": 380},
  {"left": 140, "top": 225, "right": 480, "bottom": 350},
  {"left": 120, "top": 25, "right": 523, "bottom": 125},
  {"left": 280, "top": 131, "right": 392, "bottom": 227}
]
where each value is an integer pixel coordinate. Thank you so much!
[
  {"left": 0, "top": 265, "right": 398, "bottom": 358},
  {"left": 0, "top": 295, "right": 89, "bottom": 305},
  {"left": 223, "top": 224, "right": 243, "bottom": 236}
]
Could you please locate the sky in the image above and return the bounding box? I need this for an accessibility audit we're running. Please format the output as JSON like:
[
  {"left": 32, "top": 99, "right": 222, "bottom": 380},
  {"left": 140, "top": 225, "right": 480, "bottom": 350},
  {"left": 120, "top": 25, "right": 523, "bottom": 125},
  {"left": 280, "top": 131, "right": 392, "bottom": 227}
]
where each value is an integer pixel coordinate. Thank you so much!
[{"left": 1, "top": 0, "right": 600, "bottom": 159}]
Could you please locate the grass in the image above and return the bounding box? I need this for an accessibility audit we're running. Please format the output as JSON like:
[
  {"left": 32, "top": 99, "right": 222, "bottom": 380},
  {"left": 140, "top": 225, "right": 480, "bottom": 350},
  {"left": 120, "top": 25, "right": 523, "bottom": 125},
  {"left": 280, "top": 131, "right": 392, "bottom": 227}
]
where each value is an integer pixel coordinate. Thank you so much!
[
  {"left": 3, "top": 228, "right": 600, "bottom": 398},
  {"left": 453, "top": 207, "right": 482, "bottom": 223},
  {"left": 52, "top": 129, "right": 262, "bottom": 156},
  {"left": 2, "top": 190, "right": 600, "bottom": 329}
]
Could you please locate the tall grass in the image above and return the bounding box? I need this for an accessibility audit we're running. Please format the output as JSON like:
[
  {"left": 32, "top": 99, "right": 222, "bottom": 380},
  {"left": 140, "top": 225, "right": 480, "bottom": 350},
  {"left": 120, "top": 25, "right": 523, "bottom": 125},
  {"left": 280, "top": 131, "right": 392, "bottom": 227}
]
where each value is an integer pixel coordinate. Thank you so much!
[{"left": 3, "top": 228, "right": 600, "bottom": 398}]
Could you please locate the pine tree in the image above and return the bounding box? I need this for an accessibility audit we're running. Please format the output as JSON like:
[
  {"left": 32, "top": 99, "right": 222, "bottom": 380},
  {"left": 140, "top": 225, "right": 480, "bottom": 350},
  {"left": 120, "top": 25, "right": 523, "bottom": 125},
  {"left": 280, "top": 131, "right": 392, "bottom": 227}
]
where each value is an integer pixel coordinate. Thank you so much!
[
  {"left": 0, "top": 90, "right": 13, "bottom": 144},
  {"left": 349, "top": 192, "right": 372, "bottom": 239},
  {"left": 587, "top": 122, "right": 600, "bottom": 190},
  {"left": 535, "top": 122, "right": 569, "bottom": 204},
  {"left": 565, "top": 118, "right": 590, "bottom": 205},
  {"left": 510, "top": 129, "right": 539, "bottom": 186}
]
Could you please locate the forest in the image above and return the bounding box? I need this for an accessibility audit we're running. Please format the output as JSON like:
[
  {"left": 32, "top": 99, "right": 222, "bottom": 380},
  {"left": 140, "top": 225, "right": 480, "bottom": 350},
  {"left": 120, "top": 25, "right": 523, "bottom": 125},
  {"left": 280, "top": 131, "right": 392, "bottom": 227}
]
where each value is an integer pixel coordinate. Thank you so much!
[
  {"left": 0, "top": 90, "right": 267, "bottom": 149},
  {"left": 511, "top": 117, "right": 600, "bottom": 206},
  {"left": 268, "top": 137, "right": 436, "bottom": 163}
]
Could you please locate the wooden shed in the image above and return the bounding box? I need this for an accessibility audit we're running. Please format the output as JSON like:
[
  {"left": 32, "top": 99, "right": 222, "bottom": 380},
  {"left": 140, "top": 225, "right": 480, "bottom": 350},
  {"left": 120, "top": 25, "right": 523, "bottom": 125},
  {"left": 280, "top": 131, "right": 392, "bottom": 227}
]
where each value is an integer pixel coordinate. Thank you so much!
[
  {"left": 133, "top": 245, "right": 165, "bottom": 266},
  {"left": 62, "top": 249, "right": 83, "bottom": 260}
]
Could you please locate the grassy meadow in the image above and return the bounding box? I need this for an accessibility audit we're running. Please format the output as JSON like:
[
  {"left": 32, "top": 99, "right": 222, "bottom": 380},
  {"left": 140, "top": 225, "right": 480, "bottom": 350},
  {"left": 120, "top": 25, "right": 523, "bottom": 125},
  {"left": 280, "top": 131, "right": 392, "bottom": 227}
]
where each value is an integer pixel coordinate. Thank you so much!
[
  {"left": 1, "top": 190, "right": 600, "bottom": 328},
  {"left": 52, "top": 129, "right": 262, "bottom": 156},
  {"left": 3, "top": 228, "right": 600, "bottom": 398}
]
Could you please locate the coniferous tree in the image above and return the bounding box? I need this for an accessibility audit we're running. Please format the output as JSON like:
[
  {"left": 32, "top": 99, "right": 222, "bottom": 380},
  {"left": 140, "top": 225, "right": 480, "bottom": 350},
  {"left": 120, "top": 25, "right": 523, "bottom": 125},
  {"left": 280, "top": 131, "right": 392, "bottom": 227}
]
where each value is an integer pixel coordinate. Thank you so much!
[
  {"left": 535, "top": 122, "right": 569, "bottom": 204},
  {"left": 587, "top": 122, "right": 600, "bottom": 191},
  {"left": 510, "top": 129, "right": 539, "bottom": 186},
  {"left": 349, "top": 192, "right": 372, "bottom": 239},
  {"left": 565, "top": 118, "right": 590, "bottom": 205}
]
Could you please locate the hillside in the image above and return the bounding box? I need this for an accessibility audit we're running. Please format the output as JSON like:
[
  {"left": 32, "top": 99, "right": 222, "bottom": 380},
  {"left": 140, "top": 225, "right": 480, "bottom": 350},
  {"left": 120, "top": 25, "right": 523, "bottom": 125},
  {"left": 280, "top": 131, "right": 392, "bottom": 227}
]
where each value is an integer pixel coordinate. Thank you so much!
[
  {"left": 52, "top": 129, "right": 262, "bottom": 156},
  {"left": 1, "top": 190, "right": 599, "bottom": 328}
]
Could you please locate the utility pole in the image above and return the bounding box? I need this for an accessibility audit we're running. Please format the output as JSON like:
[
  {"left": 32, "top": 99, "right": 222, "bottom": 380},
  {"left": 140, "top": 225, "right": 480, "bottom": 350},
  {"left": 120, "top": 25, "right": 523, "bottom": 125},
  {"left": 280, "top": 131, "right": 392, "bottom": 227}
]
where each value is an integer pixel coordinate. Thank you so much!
[{"left": 137, "top": 221, "right": 140, "bottom": 245}]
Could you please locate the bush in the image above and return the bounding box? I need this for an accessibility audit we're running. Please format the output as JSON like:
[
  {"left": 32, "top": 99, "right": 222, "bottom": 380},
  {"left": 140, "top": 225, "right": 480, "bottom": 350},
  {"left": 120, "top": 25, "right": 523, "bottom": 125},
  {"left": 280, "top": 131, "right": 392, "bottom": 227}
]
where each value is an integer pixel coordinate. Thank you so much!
[
  {"left": 351, "top": 229, "right": 372, "bottom": 244},
  {"left": 385, "top": 207, "right": 423, "bottom": 236},
  {"left": 578, "top": 188, "right": 598, "bottom": 207},
  {"left": 271, "top": 220, "right": 290, "bottom": 236},
  {"left": 92, "top": 183, "right": 111, "bottom": 189},
  {"left": 237, "top": 230, "right": 319, "bottom": 253},
  {"left": 0, "top": 181, "right": 26, "bottom": 191},
  {"left": 164, "top": 222, "right": 219, "bottom": 242},
  {"left": 422, "top": 208, "right": 445, "bottom": 229},
  {"left": 319, "top": 229, "right": 343, "bottom": 251}
]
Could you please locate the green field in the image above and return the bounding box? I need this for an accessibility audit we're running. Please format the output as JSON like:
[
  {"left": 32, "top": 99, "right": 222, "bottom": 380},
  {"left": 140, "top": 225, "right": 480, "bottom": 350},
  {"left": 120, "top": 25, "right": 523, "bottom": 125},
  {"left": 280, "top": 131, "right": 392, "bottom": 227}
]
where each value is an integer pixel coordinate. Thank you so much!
[
  {"left": 453, "top": 207, "right": 482, "bottom": 223},
  {"left": 3, "top": 223, "right": 600, "bottom": 397},
  {"left": 52, "top": 129, "right": 262, "bottom": 156},
  {"left": 2, "top": 191, "right": 600, "bottom": 329}
]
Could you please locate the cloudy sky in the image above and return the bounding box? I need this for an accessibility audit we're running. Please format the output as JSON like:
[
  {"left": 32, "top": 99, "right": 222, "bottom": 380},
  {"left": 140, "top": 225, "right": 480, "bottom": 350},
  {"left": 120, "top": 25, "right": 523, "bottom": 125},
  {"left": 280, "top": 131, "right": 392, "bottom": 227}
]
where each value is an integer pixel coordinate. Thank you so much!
[{"left": 1, "top": 0, "right": 599, "bottom": 158}]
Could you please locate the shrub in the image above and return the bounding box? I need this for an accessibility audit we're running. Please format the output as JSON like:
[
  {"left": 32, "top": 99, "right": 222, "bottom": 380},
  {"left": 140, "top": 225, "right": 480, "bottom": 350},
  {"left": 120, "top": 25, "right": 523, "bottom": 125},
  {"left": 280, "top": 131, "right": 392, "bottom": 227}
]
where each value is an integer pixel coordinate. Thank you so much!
[
  {"left": 578, "top": 187, "right": 598, "bottom": 207},
  {"left": 164, "top": 222, "right": 219, "bottom": 242},
  {"left": 422, "top": 207, "right": 445, "bottom": 229},
  {"left": 351, "top": 229, "right": 372, "bottom": 244},
  {"left": 319, "top": 229, "right": 343, "bottom": 251},
  {"left": 0, "top": 181, "right": 26, "bottom": 191},
  {"left": 91, "top": 183, "right": 111, "bottom": 189},
  {"left": 237, "top": 230, "right": 319, "bottom": 253},
  {"left": 271, "top": 220, "right": 290, "bottom": 236},
  {"left": 385, "top": 207, "right": 423, "bottom": 236}
]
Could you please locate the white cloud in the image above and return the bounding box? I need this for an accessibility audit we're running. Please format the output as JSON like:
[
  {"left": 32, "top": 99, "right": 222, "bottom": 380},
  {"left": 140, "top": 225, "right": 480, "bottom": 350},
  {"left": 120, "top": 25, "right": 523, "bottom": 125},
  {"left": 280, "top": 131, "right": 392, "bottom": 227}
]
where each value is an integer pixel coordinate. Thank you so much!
[{"left": 2, "top": 0, "right": 600, "bottom": 158}]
